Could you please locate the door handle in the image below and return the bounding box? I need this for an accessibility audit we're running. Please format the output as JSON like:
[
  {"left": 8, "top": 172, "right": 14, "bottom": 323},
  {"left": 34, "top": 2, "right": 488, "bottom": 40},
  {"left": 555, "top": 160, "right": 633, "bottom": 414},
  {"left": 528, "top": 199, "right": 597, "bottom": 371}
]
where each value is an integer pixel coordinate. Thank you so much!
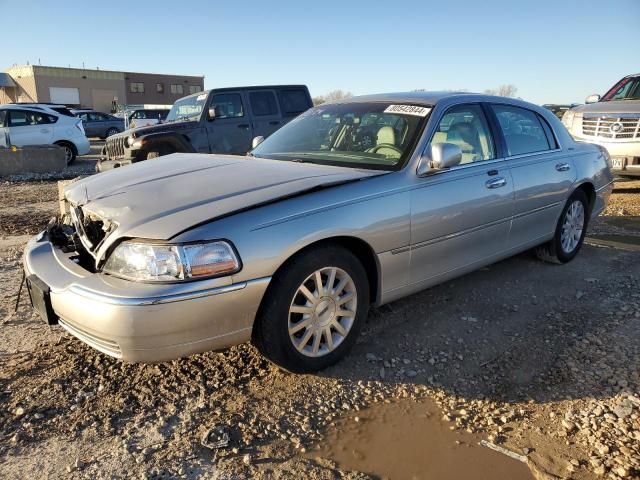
[
  {"left": 40, "top": 129, "right": 49, "bottom": 133},
  {"left": 269, "top": 121, "right": 280, "bottom": 125},
  {"left": 555, "top": 162, "right": 571, "bottom": 172},
  {"left": 237, "top": 124, "right": 250, "bottom": 129},
  {"left": 485, "top": 177, "right": 507, "bottom": 189}
]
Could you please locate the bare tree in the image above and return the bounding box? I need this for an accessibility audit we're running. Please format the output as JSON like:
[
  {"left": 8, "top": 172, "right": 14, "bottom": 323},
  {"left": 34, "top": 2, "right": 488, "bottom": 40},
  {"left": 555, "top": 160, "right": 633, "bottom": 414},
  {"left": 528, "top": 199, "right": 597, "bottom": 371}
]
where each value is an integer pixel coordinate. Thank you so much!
[
  {"left": 484, "top": 84, "right": 518, "bottom": 97},
  {"left": 313, "top": 89, "right": 353, "bottom": 106}
]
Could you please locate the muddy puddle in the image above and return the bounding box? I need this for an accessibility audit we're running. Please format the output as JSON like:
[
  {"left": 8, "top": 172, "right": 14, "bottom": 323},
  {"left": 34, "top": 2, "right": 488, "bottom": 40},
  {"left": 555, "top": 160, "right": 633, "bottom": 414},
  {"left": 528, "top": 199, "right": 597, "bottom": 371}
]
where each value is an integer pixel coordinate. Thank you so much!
[{"left": 313, "top": 398, "right": 534, "bottom": 480}]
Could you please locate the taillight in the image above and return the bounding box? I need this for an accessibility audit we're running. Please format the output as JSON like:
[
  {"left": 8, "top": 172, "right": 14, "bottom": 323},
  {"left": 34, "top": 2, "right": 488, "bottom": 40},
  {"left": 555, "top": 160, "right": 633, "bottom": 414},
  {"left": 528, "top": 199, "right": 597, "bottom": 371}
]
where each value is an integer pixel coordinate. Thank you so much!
[{"left": 76, "top": 121, "right": 85, "bottom": 134}]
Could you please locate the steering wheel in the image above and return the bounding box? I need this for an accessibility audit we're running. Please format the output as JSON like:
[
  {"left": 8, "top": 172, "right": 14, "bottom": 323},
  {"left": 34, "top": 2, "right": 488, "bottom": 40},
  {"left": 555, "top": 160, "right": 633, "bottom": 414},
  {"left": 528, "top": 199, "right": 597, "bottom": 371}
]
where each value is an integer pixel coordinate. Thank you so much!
[{"left": 368, "top": 144, "right": 402, "bottom": 155}]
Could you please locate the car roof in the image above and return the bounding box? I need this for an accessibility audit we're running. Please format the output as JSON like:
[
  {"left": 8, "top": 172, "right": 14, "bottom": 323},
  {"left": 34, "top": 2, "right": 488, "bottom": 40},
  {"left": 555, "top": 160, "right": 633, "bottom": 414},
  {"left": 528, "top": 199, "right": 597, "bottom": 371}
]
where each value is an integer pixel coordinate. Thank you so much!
[
  {"left": 2, "top": 104, "right": 55, "bottom": 111},
  {"left": 320, "top": 91, "right": 552, "bottom": 113}
]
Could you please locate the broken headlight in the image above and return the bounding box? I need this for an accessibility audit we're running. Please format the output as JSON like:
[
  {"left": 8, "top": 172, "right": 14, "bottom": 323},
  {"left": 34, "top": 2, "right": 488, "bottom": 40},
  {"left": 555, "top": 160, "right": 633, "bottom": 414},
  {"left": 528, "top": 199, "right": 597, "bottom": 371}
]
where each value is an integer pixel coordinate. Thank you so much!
[{"left": 103, "top": 240, "right": 240, "bottom": 282}]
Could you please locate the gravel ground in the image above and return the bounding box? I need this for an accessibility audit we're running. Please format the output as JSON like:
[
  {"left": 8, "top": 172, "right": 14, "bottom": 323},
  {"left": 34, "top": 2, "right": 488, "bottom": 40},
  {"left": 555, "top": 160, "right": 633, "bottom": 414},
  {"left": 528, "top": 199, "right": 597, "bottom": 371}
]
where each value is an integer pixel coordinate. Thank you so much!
[{"left": 0, "top": 175, "right": 638, "bottom": 479}]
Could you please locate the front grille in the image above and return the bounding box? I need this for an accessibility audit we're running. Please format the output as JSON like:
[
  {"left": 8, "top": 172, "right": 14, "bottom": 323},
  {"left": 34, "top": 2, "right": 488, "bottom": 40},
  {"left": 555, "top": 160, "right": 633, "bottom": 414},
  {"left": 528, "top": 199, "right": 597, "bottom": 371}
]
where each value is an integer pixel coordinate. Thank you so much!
[
  {"left": 582, "top": 115, "right": 640, "bottom": 139},
  {"left": 59, "top": 318, "right": 122, "bottom": 358},
  {"left": 105, "top": 135, "right": 127, "bottom": 160}
]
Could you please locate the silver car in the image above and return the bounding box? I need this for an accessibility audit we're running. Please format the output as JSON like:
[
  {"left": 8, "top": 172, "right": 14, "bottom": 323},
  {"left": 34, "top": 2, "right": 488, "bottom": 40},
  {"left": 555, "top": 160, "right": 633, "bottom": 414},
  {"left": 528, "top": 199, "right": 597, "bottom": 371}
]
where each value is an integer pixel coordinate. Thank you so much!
[{"left": 23, "top": 92, "right": 613, "bottom": 372}]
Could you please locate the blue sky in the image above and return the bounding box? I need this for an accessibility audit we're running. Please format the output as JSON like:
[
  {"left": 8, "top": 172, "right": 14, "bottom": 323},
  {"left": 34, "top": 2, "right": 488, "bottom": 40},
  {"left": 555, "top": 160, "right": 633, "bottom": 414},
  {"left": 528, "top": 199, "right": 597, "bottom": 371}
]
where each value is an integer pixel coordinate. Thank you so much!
[{"left": 1, "top": 0, "right": 638, "bottom": 104}]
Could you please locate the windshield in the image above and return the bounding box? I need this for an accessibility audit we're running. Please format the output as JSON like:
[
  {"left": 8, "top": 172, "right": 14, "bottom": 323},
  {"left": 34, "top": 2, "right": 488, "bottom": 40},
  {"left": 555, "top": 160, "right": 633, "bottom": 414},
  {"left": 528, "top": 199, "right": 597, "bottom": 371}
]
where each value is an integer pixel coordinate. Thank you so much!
[
  {"left": 602, "top": 76, "right": 640, "bottom": 101},
  {"left": 166, "top": 93, "right": 208, "bottom": 122},
  {"left": 251, "top": 102, "right": 430, "bottom": 170}
]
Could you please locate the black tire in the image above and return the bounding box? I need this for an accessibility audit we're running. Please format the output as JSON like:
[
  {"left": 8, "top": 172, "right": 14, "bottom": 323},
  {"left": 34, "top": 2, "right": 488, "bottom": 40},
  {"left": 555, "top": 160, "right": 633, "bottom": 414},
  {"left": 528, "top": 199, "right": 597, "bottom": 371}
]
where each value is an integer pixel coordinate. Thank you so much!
[
  {"left": 535, "top": 189, "right": 590, "bottom": 264},
  {"left": 55, "top": 141, "right": 77, "bottom": 165},
  {"left": 146, "top": 145, "right": 173, "bottom": 160},
  {"left": 253, "top": 245, "right": 370, "bottom": 373},
  {"left": 105, "top": 128, "right": 119, "bottom": 138}
]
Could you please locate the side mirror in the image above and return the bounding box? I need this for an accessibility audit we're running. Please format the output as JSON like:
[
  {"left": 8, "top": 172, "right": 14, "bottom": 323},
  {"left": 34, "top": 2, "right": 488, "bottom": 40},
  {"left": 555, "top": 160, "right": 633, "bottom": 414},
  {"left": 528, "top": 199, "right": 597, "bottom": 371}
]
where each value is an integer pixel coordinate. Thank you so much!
[
  {"left": 417, "top": 142, "right": 462, "bottom": 176},
  {"left": 208, "top": 107, "right": 216, "bottom": 121},
  {"left": 585, "top": 94, "right": 601, "bottom": 104},
  {"left": 252, "top": 136, "right": 265, "bottom": 149}
]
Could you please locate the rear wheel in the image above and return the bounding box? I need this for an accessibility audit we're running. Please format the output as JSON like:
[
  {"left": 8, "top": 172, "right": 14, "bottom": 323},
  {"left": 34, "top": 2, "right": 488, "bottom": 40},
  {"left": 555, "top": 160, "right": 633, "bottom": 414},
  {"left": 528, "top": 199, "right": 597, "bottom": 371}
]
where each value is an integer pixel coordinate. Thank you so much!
[
  {"left": 55, "top": 141, "right": 77, "bottom": 165},
  {"left": 536, "top": 189, "right": 589, "bottom": 264},
  {"left": 105, "top": 127, "right": 119, "bottom": 138},
  {"left": 253, "top": 245, "right": 370, "bottom": 373}
]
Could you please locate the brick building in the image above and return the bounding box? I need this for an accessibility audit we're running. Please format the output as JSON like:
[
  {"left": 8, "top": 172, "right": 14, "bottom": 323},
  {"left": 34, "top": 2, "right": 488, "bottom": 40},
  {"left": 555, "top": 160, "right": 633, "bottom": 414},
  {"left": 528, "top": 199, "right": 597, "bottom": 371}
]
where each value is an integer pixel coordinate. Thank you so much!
[{"left": 0, "top": 65, "right": 204, "bottom": 112}]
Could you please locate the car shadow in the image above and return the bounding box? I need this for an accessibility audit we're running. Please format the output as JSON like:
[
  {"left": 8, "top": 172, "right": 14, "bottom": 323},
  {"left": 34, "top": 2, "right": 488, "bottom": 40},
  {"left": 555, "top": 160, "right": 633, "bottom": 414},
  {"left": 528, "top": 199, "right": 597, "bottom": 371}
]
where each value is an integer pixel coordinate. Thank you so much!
[{"left": 321, "top": 243, "right": 639, "bottom": 405}]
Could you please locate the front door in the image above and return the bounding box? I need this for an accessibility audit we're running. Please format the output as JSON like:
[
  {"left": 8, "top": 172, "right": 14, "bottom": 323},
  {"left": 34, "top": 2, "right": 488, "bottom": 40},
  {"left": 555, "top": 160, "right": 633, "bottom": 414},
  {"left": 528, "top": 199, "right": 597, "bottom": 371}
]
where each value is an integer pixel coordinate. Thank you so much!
[
  {"left": 248, "top": 89, "right": 282, "bottom": 138},
  {"left": 489, "top": 104, "right": 577, "bottom": 249},
  {"left": 205, "top": 92, "right": 253, "bottom": 154},
  {"left": 410, "top": 103, "right": 513, "bottom": 286},
  {"left": 6, "top": 109, "right": 54, "bottom": 146}
]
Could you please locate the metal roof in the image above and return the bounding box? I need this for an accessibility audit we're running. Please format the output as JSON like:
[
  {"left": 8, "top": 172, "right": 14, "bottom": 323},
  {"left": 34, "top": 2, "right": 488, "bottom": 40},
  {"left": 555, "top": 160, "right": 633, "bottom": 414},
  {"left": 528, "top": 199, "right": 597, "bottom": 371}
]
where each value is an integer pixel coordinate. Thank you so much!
[
  {"left": 0, "top": 73, "right": 16, "bottom": 88},
  {"left": 328, "top": 91, "right": 477, "bottom": 105}
]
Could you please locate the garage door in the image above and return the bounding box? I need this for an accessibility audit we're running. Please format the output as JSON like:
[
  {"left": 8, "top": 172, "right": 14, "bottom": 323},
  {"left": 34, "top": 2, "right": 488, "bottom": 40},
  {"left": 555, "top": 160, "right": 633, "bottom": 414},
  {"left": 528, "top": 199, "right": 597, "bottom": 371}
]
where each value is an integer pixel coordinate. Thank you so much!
[
  {"left": 92, "top": 89, "right": 118, "bottom": 113},
  {"left": 49, "top": 87, "right": 80, "bottom": 105}
]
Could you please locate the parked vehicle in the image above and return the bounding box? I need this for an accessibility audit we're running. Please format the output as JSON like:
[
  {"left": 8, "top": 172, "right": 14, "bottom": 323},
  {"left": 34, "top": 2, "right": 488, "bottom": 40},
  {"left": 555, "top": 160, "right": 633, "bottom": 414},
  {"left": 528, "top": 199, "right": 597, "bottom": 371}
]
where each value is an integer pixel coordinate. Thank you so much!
[
  {"left": 0, "top": 104, "right": 90, "bottom": 164},
  {"left": 11, "top": 103, "right": 75, "bottom": 117},
  {"left": 23, "top": 92, "right": 612, "bottom": 371},
  {"left": 562, "top": 73, "right": 640, "bottom": 177},
  {"left": 98, "top": 85, "right": 313, "bottom": 171},
  {"left": 127, "top": 108, "right": 169, "bottom": 129},
  {"left": 542, "top": 104, "right": 580, "bottom": 120},
  {"left": 76, "top": 111, "right": 125, "bottom": 139}
]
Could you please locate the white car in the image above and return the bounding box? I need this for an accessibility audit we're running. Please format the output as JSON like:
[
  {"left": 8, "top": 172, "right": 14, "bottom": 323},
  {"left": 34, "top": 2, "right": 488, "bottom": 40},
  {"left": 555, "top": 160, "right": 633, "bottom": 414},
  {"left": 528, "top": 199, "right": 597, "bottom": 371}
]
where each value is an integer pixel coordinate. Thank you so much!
[{"left": 0, "top": 105, "right": 90, "bottom": 164}]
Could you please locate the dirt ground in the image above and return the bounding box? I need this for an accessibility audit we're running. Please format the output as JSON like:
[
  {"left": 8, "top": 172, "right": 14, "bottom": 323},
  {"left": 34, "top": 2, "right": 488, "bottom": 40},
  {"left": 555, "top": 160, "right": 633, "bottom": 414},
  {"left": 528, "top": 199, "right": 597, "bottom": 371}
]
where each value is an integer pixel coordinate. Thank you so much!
[{"left": 0, "top": 162, "right": 638, "bottom": 479}]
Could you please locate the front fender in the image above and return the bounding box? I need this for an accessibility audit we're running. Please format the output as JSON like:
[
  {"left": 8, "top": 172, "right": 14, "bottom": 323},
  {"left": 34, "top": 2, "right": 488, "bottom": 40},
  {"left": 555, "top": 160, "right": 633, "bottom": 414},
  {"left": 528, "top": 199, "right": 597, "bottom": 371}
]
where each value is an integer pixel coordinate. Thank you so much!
[{"left": 135, "top": 132, "right": 197, "bottom": 157}]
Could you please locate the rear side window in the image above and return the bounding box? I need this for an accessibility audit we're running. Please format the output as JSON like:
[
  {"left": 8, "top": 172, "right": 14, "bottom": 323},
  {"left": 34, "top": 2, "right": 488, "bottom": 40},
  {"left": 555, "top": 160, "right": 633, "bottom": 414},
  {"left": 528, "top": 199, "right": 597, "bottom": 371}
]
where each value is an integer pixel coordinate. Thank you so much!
[
  {"left": 491, "top": 105, "right": 551, "bottom": 156},
  {"left": 249, "top": 91, "right": 278, "bottom": 116},
  {"left": 278, "top": 89, "right": 310, "bottom": 115}
]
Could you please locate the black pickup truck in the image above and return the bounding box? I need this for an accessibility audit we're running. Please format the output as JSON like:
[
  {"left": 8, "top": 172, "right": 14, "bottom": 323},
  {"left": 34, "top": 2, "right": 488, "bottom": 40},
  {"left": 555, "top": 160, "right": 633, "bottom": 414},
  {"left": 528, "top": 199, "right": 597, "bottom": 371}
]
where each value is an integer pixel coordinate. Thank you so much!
[{"left": 98, "top": 85, "right": 312, "bottom": 171}]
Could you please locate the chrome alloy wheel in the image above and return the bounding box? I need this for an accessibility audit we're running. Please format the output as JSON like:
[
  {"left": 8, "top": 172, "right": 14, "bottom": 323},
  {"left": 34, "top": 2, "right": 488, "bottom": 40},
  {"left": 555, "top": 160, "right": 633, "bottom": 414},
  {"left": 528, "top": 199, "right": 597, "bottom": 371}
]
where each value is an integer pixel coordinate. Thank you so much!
[
  {"left": 561, "top": 200, "right": 585, "bottom": 254},
  {"left": 288, "top": 267, "right": 357, "bottom": 357}
]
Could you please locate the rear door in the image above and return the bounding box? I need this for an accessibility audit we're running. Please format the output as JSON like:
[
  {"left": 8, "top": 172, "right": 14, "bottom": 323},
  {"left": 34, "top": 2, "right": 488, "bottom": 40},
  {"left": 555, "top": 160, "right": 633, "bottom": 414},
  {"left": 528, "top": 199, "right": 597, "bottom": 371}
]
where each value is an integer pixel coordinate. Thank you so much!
[
  {"left": 6, "top": 109, "right": 55, "bottom": 146},
  {"left": 489, "top": 104, "right": 576, "bottom": 249},
  {"left": 248, "top": 89, "right": 282, "bottom": 138},
  {"left": 409, "top": 103, "right": 514, "bottom": 285},
  {"left": 205, "top": 91, "right": 253, "bottom": 154}
]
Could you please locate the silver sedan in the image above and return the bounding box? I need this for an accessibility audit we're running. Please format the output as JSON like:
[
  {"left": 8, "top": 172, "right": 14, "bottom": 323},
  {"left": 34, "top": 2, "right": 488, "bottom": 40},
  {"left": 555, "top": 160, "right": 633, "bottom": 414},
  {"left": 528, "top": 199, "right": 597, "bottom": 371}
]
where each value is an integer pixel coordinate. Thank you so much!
[{"left": 23, "top": 92, "right": 613, "bottom": 372}]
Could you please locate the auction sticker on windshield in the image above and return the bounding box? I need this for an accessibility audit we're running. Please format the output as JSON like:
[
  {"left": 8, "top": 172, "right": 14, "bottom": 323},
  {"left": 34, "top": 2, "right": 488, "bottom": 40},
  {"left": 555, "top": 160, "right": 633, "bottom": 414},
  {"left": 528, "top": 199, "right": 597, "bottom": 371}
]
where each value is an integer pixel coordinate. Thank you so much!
[
  {"left": 196, "top": 94, "right": 207, "bottom": 101},
  {"left": 384, "top": 105, "right": 431, "bottom": 117}
]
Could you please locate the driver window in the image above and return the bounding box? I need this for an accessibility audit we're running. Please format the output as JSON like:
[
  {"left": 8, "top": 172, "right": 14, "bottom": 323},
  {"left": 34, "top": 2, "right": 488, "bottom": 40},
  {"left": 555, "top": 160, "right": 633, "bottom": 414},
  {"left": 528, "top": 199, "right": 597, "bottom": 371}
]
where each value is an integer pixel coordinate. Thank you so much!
[
  {"left": 211, "top": 93, "right": 244, "bottom": 119},
  {"left": 430, "top": 104, "right": 495, "bottom": 164}
]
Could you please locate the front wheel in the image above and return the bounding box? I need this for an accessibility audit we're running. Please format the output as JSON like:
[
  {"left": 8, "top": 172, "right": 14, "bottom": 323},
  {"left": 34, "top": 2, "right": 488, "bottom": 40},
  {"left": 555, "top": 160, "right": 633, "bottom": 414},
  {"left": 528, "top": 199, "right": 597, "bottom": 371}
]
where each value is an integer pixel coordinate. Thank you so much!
[
  {"left": 253, "top": 245, "right": 370, "bottom": 373},
  {"left": 536, "top": 189, "right": 589, "bottom": 264},
  {"left": 105, "top": 127, "right": 119, "bottom": 138}
]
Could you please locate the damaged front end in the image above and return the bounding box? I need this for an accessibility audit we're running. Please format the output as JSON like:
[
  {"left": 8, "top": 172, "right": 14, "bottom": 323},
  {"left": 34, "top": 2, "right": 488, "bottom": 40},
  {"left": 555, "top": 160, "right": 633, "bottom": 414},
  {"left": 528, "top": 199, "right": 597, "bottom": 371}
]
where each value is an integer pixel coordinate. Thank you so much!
[{"left": 47, "top": 198, "right": 117, "bottom": 272}]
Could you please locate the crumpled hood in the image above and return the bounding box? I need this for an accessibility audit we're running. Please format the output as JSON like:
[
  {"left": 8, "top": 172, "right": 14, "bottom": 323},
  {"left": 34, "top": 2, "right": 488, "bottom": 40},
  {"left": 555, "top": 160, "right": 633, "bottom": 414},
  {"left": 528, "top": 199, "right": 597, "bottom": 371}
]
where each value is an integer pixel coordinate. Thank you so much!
[
  {"left": 574, "top": 100, "right": 640, "bottom": 115},
  {"left": 65, "top": 153, "right": 382, "bottom": 254}
]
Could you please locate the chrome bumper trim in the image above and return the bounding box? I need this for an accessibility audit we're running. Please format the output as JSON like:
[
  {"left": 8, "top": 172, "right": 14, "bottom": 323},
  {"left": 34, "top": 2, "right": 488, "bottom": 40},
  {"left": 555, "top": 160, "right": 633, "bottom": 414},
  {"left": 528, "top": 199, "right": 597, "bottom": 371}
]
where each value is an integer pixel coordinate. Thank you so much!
[{"left": 66, "top": 277, "right": 269, "bottom": 306}]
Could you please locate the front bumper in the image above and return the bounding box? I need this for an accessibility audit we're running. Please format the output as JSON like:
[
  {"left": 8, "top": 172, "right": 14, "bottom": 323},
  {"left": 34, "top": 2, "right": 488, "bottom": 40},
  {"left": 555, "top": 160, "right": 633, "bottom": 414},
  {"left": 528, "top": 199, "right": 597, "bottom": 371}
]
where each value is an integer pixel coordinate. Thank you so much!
[{"left": 23, "top": 234, "right": 270, "bottom": 362}]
